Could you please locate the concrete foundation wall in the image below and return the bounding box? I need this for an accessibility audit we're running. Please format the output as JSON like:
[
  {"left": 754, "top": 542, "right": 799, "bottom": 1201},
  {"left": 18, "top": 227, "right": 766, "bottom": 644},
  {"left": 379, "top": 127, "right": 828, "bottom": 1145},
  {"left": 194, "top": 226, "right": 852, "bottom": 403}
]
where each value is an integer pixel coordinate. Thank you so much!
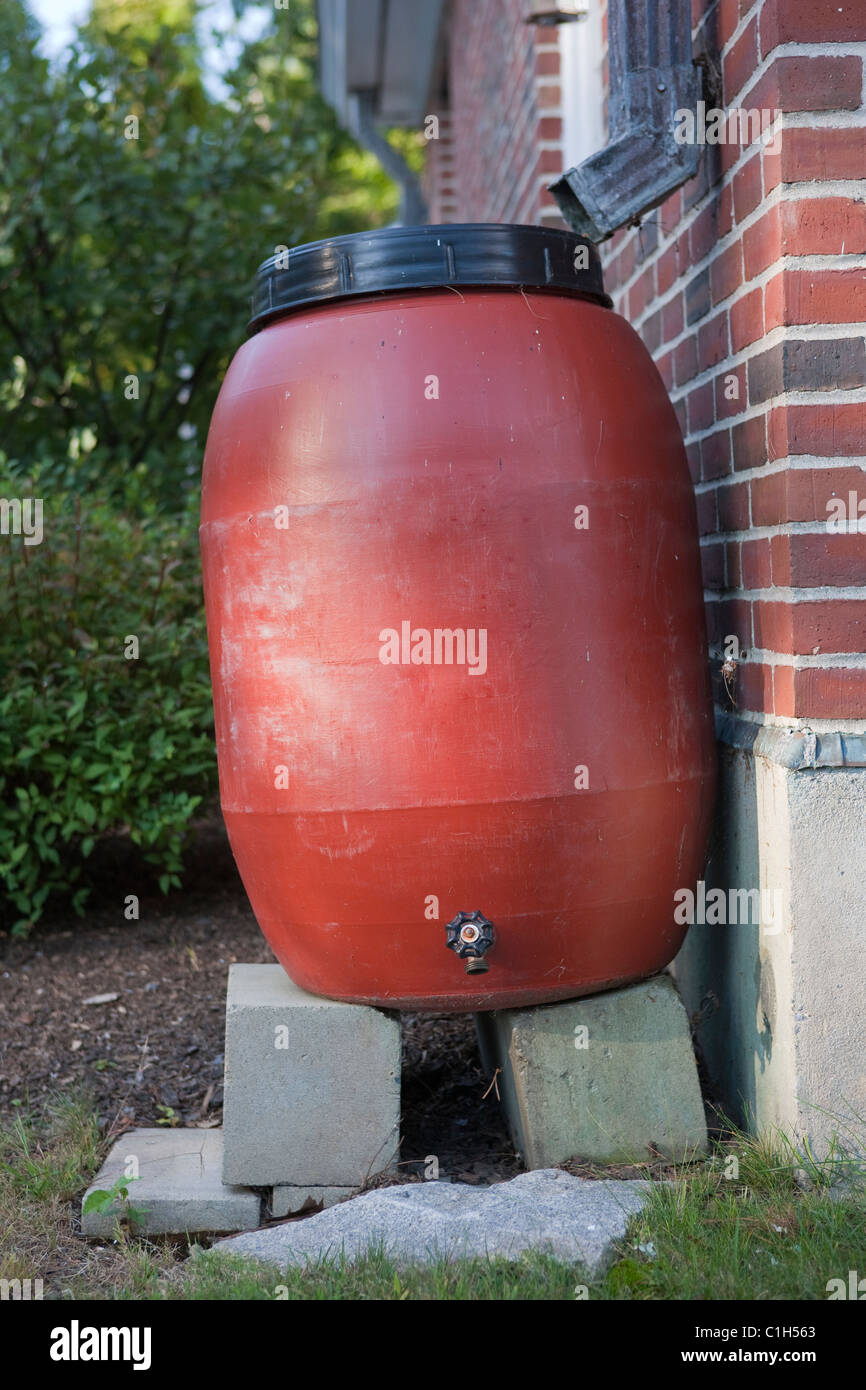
[{"left": 674, "top": 728, "right": 866, "bottom": 1156}]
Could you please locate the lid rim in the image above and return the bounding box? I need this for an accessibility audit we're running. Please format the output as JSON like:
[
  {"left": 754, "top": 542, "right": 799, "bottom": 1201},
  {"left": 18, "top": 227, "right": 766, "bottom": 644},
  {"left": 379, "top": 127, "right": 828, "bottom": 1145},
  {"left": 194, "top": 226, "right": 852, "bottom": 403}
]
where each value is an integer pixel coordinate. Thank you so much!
[{"left": 248, "top": 222, "right": 610, "bottom": 333}]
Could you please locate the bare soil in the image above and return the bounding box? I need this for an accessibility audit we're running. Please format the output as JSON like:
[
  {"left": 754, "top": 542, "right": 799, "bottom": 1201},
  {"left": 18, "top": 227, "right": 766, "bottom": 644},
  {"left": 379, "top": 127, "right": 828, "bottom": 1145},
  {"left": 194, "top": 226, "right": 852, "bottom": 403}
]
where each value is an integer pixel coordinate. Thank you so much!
[{"left": 0, "top": 821, "right": 520, "bottom": 1182}]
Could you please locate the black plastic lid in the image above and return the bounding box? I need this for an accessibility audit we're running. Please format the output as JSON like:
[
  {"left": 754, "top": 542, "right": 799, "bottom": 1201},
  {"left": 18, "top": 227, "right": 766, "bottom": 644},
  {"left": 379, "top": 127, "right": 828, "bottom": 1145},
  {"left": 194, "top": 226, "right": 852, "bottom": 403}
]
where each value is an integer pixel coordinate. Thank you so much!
[{"left": 248, "top": 223, "right": 611, "bottom": 332}]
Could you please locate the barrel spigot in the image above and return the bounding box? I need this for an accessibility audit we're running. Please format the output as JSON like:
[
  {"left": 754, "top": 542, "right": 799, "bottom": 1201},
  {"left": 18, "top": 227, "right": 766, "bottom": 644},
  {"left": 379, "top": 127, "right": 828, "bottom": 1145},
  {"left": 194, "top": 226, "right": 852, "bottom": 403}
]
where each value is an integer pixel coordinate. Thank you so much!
[{"left": 445, "top": 910, "right": 495, "bottom": 974}]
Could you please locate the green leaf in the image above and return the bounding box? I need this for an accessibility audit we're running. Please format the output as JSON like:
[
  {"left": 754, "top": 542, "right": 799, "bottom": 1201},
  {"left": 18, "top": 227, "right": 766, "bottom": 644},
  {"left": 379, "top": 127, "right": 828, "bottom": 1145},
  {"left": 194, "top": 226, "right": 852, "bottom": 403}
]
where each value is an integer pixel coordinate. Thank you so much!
[{"left": 83, "top": 1189, "right": 113, "bottom": 1214}]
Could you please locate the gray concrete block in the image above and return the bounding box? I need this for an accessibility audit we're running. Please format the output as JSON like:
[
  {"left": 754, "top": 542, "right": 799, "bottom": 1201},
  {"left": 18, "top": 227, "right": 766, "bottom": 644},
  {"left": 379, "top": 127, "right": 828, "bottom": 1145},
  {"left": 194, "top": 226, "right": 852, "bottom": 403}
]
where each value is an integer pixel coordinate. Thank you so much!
[
  {"left": 222, "top": 964, "right": 401, "bottom": 1187},
  {"left": 271, "top": 1185, "right": 357, "bottom": 1218},
  {"left": 213, "top": 1169, "right": 652, "bottom": 1278},
  {"left": 81, "top": 1128, "right": 260, "bottom": 1236},
  {"left": 476, "top": 974, "right": 707, "bottom": 1167}
]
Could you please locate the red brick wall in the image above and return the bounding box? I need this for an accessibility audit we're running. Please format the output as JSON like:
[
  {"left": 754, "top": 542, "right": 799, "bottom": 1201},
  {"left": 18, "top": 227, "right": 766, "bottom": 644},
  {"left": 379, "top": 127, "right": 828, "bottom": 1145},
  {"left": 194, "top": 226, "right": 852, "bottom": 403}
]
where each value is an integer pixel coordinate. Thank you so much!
[
  {"left": 423, "top": 111, "right": 459, "bottom": 225},
  {"left": 601, "top": 0, "right": 866, "bottom": 724},
  {"left": 424, "top": 0, "right": 866, "bottom": 725},
  {"left": 422, "top": 0, "right": 566, "bottom": 225}
]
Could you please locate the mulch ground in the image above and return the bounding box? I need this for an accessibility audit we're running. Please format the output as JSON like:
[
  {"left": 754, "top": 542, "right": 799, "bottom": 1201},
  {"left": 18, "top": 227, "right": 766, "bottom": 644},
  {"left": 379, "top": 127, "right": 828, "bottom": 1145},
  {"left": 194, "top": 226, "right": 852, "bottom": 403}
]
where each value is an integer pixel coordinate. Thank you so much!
[{"left": 0, "top": 821, "right": 520, "bottom": 1183}]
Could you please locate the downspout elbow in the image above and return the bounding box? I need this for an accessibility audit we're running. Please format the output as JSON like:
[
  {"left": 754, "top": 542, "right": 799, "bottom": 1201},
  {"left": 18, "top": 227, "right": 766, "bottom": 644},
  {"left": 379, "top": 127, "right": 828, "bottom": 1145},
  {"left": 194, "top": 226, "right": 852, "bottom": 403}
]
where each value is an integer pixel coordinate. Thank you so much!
[
  {"left": 549, "top": 0, "right": 701, "bottom": 242},
  {"left": 349, "top": 93, "right": 429, "bottom": 227}
]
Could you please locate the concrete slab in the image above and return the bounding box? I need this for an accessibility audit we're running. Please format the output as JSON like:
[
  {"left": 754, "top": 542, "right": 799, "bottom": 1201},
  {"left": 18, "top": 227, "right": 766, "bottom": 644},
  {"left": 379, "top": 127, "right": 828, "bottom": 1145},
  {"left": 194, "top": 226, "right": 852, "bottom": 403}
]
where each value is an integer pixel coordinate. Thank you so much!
[
  {"left": 271, "top": 1186, "right": 357, "bottom": 1218},
  {"left": 81, "top": 1128, "right": 260, "bottom": 1236},
  {"left": 475, "top": 974, "right": 707, "bottom": 1167},
  {"left": 222, "top": 964, "right": 401, "bottom": 1187},
  {"left": 211, "top": 1169, "right": 652, "bottom": 1277}
]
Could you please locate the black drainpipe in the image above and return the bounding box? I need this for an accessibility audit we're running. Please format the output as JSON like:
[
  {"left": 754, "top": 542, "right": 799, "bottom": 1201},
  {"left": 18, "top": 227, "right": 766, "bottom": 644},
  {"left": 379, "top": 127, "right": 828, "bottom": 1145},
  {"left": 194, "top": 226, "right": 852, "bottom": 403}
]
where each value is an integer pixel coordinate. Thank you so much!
[
  {"left": 351, "top": 93, "right": 429, "bottom": 226},
  {"left": 549, "top": 0, "right": 701, "bottom": 241}
]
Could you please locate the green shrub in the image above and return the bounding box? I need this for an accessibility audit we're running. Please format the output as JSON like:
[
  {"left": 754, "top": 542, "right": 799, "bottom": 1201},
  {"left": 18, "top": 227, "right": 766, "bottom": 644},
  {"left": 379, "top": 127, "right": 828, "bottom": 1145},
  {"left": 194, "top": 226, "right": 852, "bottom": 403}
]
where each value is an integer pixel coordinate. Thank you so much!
[{"left": 0, "top": 476, "right": 216, "bottom": 934}]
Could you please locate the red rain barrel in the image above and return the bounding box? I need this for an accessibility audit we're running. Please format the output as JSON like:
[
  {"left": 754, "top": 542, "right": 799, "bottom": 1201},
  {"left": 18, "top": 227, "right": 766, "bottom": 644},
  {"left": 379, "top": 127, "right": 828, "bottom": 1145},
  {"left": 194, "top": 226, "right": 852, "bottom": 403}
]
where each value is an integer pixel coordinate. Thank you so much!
[{"left": 200, "top": 224, "right": 715, "bottom": 1012}]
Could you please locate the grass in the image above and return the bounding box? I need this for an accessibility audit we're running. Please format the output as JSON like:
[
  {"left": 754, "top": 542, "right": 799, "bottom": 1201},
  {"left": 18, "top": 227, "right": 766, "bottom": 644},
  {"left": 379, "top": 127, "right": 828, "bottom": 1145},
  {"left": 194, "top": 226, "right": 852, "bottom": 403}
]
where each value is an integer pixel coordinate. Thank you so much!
[
  {"left": 117, "top": 1248, "right": 588, "bottom": 1301},
  {"left": 608, "top": 1147, "right": 866, "bottom": 1301},
  {"left": 1, "top": 1095, "right": 864, "bottom": 1301},
  {"left": 0, "top": 1097, "right": 179, "bottom": 1298},
  {"left": 0, "top": 1096, "right": 100, "bottom": 1283}
]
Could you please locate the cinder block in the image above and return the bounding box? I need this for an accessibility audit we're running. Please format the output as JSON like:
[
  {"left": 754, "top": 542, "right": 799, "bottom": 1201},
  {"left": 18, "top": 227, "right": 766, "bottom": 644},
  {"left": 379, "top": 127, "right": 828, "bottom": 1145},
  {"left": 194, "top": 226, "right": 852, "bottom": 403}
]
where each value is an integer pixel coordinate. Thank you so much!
[
  {"left": 222, "top": 964, "right": 401, "bottom": 1187},
  {"left": 271, "top": 1185, "right": 357, "bottom": 1218},
  {"left": 475, "top": 975, "right": 707, "bottom": 1167},
  {"left": 81, "top": 1128, "right": 260, "bottom": 1236}
]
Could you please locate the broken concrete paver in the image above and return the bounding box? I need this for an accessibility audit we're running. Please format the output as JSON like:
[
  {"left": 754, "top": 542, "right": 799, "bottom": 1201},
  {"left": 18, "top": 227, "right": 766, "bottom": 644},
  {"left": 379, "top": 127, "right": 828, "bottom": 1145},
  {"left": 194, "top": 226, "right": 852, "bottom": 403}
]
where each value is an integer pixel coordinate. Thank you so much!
[
  {"left": 81, "top": 1127, "right": 260, "bottom": 1236},
  {"left": 211, "top": 1168, "right": 652, "bottom": 1278}
]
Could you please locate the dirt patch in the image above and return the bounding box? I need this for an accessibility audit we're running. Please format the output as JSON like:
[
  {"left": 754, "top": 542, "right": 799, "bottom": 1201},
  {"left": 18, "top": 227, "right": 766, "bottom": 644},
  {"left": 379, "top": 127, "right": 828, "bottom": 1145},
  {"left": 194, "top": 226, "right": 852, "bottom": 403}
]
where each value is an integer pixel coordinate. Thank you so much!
[
  {"left": 399, "top": 1013, "right": 521, "bottom": 1184},
  {"left": 0, "top": 822, "right": 518, "bottom": 1179},
  {"left": 558, "top": 1157, "right": 689, "bottom": 1183}
]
